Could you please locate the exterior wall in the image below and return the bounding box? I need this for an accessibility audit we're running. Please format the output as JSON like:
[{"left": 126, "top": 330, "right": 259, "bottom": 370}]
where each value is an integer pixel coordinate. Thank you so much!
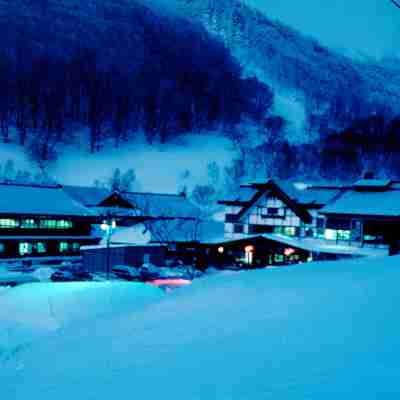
[
  {"left": 323, "top": 215, "right": 397, "bottom": 249},
  {"left": 83, "top": 246, "right": 167, "bottom": 273},
  {"left": 224, "top": 195, "right": 303, "bottom": 239},
  {"left": 0, "top": 216, "right": 97, "bottom": 259}
]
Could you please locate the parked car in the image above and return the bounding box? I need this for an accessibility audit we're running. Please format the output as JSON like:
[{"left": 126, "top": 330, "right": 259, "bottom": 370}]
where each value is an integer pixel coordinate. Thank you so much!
[
  {"left": 73, "top": 270, "right": 93, "bottom": 281},
  {"left": 138, "top": 263, "right": 160, "bottom": 281},
  {"left": 50, "top": 270, "right": 76, "bottom": 282},
  {"left": 111, "top": 265, "right": 141, "bottom": 281}
]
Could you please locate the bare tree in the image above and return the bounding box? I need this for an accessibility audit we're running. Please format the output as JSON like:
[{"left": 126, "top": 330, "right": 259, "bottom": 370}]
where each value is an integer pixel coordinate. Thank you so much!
[{"left": 391, "top": 0, "right": 400, "bottom": 9}]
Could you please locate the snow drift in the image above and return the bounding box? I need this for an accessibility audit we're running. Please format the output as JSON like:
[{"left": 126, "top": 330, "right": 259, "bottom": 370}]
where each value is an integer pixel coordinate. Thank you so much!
[{"left": 2, "top": 256, "right": 400, "bottom": 398}]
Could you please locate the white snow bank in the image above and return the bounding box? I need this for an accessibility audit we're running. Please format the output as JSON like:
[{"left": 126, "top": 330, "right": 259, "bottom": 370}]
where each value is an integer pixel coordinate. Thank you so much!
[
  {"left": 0, "top": 282, "right": 163, "bottom": 357},
  {"left": 2, "top": 256, "right": 400, "bottom": 398}
]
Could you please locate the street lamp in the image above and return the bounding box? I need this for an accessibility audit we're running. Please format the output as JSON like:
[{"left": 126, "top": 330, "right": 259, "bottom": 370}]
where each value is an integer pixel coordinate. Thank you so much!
[{"left": 100, "top": 214, "right": 117, "bottom": 280}]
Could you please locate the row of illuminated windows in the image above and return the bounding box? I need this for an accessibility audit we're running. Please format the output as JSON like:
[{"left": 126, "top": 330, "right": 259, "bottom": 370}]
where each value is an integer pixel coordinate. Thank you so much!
[
  {"left": 0, "top": 219, "right": 73, "bottom": 229},
  {"left": 0, "top": 242, "right": 81, "bottom": 255}
]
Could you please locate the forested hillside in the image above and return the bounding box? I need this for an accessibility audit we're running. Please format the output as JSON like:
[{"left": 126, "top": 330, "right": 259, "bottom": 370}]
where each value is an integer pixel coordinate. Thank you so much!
[
  {"left": 173, "top": 0, "right": 400, "bottom": 136},
  {"left": 0, "top": 0, "right": 272, "bottom": 162}
]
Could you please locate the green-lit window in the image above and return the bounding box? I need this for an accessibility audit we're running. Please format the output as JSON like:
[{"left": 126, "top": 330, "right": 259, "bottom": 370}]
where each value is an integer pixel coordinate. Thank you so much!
[
  {"left": 40, "top": 220, "right": 73, "bottom": 229},
  {"left": 337, "top": 230, "right": 351, "bottom": 241},
  {"left": 72, "top": 243, "right": 80, "bottom": 252},
  {"left": 0, "top": 219, "right": 19, "bottom": 228},
  {"left": 59, "top": 242, "right": 69, "bottom": 253},
  {"left": 325, "top": 229, "right": 350, "bottom": 241},
  {"left": 21, "top": 219, "right": 38, "bottom": 229},
  {"left": 274, "top": 254, "right": 284, "bottom": 263},
  {"left": 19, "top": 242, "right": 33, "bottom": 256},
  {"left": 284, "top": 227, "right": 296, "bottom": 237},
  {"left": 40, "top": 220, "right": 57, "bottom": 229},
  {"left": 36, "top": 242, "right": 46, "bottom": 254},
  {"left": 57, "top": 220, "right": 73, "bottom": 229}
]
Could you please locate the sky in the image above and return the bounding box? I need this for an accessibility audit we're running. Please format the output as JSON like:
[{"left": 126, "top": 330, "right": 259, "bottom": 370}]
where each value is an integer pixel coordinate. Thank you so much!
[{"left": 244, "top": 0, "right": 400, "bottom": 59}]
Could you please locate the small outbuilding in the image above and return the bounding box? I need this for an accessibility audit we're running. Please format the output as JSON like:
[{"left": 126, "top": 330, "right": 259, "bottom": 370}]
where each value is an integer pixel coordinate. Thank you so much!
[{"left": 82, "top": 244, "right": 168, "bottom": 274}]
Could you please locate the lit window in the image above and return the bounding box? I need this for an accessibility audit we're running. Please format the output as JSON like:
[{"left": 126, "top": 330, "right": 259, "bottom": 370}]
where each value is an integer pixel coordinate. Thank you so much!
[
  {"left": 0, "top": 219, "right": 19, "bottom": 228},
  {"left": 57, "top": 220, "right": 73, "bottom": 229},
  {"left": 337, "top": 230, "right": 350, "bottom": 241},
  {"left": 325, "top": 229, "right": 337, "bottom": 241},
  {"left": 284, "top": 227, "right": 296, "bottom": 237},
  {"left": 40, "top": 220, "right": 57, "bottom": 229},
  {"left": 325, "top": 229, "right": 350, "bottom": 241},
  {"left": 21, "top": 219, "right": 38, "bottom": 229},
  {"left": 36, "top": 242, "right": 46, "bottom": 254},
  {"left": 59, "top": 242, "right": 69, "bottom": 253},
  {"left": 72, "top": 243, "right": 80, "bottom": 252},
  {"left": 19, "top": 242, "right": 33, "bottom": 256},
  {"left": 274, "top": 254, "right": 284, "bottom": 263}
]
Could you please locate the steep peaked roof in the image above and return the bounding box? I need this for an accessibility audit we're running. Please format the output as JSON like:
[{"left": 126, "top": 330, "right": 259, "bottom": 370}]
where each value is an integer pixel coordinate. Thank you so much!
[
  {"left": 228, "top": 179, "right": 312, "bottom": 223},
  {"left": 0, "top": 183, "right": 94, "bottom": 217}
]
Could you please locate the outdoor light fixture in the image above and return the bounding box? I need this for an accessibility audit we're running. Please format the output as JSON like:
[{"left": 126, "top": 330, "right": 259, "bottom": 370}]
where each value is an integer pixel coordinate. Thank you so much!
[
  {"left": 245, "top": 245, "right": 254, "bottom": 253},
  {"left": 217, "top": 246, "right": 224, "bottom": 254},
  {"left": 284, "top": 248, "right": 296, "bottom": 257},
  {"left": 101, "top": 216, "right": 117, "bottom": 280}
]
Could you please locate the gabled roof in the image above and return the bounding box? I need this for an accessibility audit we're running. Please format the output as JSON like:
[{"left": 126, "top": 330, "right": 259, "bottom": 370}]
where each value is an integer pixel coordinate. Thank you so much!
[
  {"left": 231, "top": 180, "right": 312, "bottom": 223},
  {"left": 63, "top": 185, "right": 201, "bottom": 219},
  {"left": 62, "top": 185, "right": 110, "bottom": 207},
  {"left": 121, "top": 191, "right": 200, "bottom": 219},
  {"left": 0, "top": 183, "right": 94, "bottom": 217}
]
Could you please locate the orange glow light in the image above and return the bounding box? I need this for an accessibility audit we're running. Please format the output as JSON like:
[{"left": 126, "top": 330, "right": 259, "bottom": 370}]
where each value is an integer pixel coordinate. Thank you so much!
[
  {"left": 245, "top": 245, "right": 254, "bottom": 253},
  {"left": 284, "top": 247, "right": 296, "bottom": 257}
]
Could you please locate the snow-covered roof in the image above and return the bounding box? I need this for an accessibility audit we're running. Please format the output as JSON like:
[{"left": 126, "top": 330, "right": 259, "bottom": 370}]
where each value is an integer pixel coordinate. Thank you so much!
[
  {"left": 63, "top": 185, "right": 200, "bottom": 219},
  {"left": 62, "top": 185, "right": 110, "bottom": 207},
  {"left": 353, "top": 179, "right": 392, "bottom": 189},
  {"left": 320, "top": 190, "right": 400, "bottom": 217},
  {"left": 121, "top": 191, "right": 200, "bottom": 219},
  {"left": 106, "top": 220, "right": 224, "bottom": 245},
  {"left": 0, "top": 183, "right": 95, "bottom": 217},
  {"left": 294, "top": 187, "right": 342, "bottom": 206}
]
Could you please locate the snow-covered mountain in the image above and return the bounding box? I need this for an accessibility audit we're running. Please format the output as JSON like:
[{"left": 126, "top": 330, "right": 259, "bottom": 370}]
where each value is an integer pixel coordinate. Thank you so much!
[{"left": 164, "top": 0, "right": 400, "bottom": 139}]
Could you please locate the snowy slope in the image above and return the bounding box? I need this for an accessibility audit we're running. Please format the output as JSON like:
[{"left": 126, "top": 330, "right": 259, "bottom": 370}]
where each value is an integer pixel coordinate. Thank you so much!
[
  {"left": 0, "top": 133, "right": 236, "bottom": 193},
  {"left": 168, "top": 0, "right": 400, "bottom": 139},
  {"left": 2, "top": 256, "right": 400, "bottom": 398}
]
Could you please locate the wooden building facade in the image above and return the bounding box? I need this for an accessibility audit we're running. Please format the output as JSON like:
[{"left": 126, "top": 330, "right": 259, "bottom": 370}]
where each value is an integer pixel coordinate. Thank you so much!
[{"left": 0, "top": 183, "right": 100, "bottom": 259}]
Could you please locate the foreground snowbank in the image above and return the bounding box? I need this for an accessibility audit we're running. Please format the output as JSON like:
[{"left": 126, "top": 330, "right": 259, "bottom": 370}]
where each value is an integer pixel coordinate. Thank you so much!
[
  {"left": 2, "top": 256, "right": 400, "bottom": 399},
  {"left": 0, "top": 282, "right": 163, "bottom": 357}
]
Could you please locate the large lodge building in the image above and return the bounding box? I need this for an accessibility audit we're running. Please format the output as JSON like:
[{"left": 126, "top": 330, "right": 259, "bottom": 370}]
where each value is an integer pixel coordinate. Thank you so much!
[
  {"left": 0, "top": 182, "right": 202, "bottom": 261},
  {"left": 213, "top": 177, "right": 400, "bottom": 268}
]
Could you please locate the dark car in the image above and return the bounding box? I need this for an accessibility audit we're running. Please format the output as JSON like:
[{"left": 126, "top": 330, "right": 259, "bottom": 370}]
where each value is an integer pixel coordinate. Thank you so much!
[
  {"left": 50, "top": 270, "right": 76, "bottom": 282},
  {"left": 111, "top": 265, "right": 141, "bottom": 281},
  {"left": 73, "top": 270, "right": 93, "bottom": 281}
]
